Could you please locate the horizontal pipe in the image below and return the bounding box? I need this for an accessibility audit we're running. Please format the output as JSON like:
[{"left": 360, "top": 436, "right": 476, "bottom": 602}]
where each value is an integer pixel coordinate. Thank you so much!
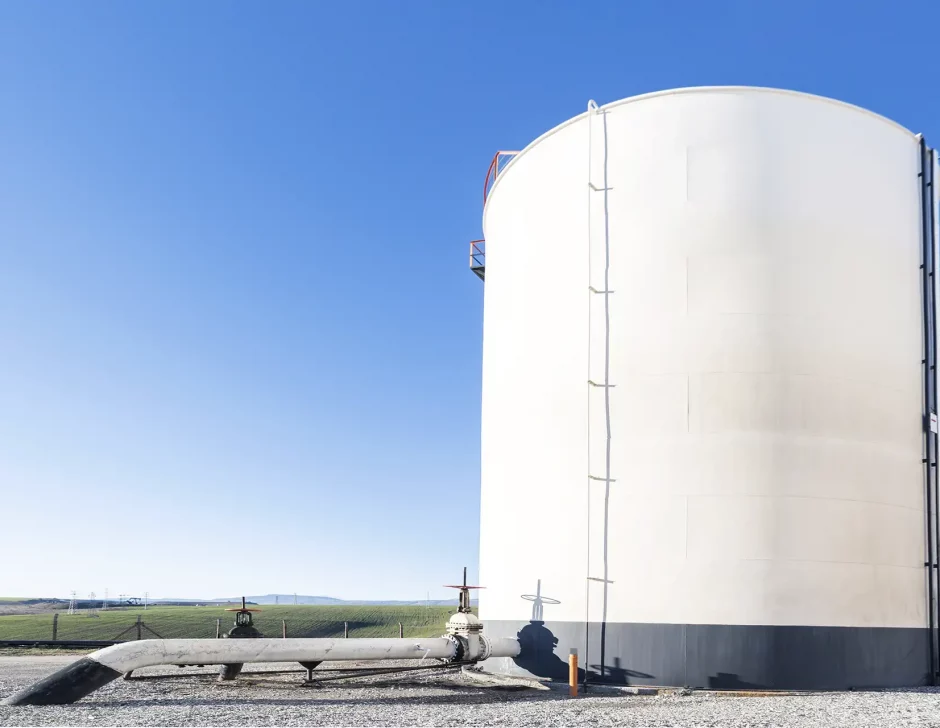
[
  {"left": 2, "top": 636, "right": 519, "bottom": 706},
  {"left": 95, "top": 638, "right": 458, "bottom": 673},
  {"left": 484, "top": 637, "right": 521, "bottom": 659}
]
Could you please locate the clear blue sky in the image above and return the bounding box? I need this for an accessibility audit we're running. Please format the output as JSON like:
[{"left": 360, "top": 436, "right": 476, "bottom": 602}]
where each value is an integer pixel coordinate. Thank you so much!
[{"left": 1, "top": 0, "right": 938, "bottom": 600}]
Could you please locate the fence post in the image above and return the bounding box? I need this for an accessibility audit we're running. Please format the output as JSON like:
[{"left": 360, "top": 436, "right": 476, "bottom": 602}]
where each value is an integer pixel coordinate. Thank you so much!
[
  {"left": 216, "top": 618, "right": 222, "bottom": 639},
  {"left": 136, "top": 614, "right": 142, "bottom": 640},
  {"left": 344, "top": 621, "right": 348, "bottom": 638},
  {"left": 282, "top": 619, "right": 287, "bottom": 638},
  {"left": 52, "top": 613, "right": 58, "bottom": 641},
  {"left": 399, "top": 622, "right": 403, "bottom": 638}
]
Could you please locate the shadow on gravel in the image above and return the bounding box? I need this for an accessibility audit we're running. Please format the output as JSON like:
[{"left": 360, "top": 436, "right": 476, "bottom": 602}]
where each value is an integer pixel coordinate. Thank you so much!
[{"left": 97, "top": 692, "right": 573, "bottom": 708}]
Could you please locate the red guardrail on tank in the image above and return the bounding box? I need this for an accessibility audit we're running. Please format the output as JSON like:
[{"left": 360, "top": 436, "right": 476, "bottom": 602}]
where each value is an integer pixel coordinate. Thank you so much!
[{"left": 483, "top": 151, "right": 520, "bottom": 209}]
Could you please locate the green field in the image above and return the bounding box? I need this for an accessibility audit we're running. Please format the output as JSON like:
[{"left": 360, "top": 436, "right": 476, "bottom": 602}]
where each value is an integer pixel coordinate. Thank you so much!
[{"left": 0, "top": 605, "right": 458, "bottom": 642}]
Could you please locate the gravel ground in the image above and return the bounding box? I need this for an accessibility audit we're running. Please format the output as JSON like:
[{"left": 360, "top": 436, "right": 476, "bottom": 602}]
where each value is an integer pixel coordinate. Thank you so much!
[{"left": 2, "top": 655, "right": 940, "bottom": 726}]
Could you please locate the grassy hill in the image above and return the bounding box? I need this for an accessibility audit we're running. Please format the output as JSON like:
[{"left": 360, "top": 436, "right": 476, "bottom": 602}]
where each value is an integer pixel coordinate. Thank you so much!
[{"left": 0, "top": 604, "right": 459, "bottom": 642}]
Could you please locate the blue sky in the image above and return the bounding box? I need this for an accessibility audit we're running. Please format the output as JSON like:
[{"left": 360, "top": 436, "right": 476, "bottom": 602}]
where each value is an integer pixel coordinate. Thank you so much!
[{"left": 1, "top": 0, "right": 938, "bottom": 600}]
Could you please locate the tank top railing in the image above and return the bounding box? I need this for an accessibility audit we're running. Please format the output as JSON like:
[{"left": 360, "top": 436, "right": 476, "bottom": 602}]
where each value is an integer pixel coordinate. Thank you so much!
[
  {"left": 483, "top": 151, "right": 520, "bottom": 208},
  {"left": 470, "top": 151, "right": 519, "bottom": 281}
]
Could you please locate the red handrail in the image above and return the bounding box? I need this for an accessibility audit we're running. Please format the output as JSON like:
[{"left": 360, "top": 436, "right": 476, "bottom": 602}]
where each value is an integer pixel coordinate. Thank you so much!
[
  {"left": 483, "top": 151, "right": 520, "bottom": 208},
  {"left": 472, "top": 151, "right": 518, "bottom": 281}
]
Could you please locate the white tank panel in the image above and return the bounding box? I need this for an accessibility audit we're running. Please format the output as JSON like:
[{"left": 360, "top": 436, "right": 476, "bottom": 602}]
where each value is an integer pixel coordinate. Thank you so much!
[{"left": 479, "top": 88, "right": 924, "bottom": 649}]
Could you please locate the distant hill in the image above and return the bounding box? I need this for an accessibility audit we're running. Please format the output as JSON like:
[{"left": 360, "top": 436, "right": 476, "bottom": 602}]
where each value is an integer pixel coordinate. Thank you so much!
[
  {"left": 0, "top": 595, "right": 475, "bottom": 610},
  {"left": 213, "top": 594, "right": 344, "bottom": 606}
]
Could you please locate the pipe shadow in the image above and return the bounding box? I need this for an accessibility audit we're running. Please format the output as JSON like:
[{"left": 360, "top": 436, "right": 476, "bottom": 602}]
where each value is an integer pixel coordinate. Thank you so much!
[
  {"left": 588, "top": 657, "right": 654, "bottom": 684},
  {"left": 515, "top": 580, "right": 590, "bottom": 682},
  {"left": 514, "top": 578, "right": 652, "bottom": 685},
  {"left": 514, "top": 621, "right": 584, "bottom": 682},
  {"left": 707, "top": 672, "right": 768, "bottom": 690}
]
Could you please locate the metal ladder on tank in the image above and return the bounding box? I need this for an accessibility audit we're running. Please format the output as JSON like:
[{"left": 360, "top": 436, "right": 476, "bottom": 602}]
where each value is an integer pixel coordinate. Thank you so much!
[
  {"left": 583, "top": 99, "right": 616, "bottom": 687},
  {"left": 919, "top": 136, "right": 940, "bottom": 685}
]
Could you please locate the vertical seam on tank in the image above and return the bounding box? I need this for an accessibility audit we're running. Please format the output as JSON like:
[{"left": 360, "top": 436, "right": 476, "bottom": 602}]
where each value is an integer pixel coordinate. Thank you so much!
[
  {"left": 685, "top": 256, "right": 689, "bottom": 315},
  {"left": 584, "top": 104, "right": 594, "bottom": 688},
  {"left": 600, "top": 104, "right": 613, "bottom": 683},
  {"left": 685, "top": 498, "right": 689, "bottom": 559},
  {"left": 685, "top": 146, "right": 690, "bottom": 203},
  {"left": 683, "top": 624, "right": 688, "bottom": 688}
]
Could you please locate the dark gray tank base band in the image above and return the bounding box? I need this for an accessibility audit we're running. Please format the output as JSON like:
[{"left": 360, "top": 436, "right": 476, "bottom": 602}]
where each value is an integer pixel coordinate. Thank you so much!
[
  {"left": 484, "top": 620, "right": 930, "bottom": 690},
  {"left": 2, "top": 658, "right": 122, "bottom": 706}
]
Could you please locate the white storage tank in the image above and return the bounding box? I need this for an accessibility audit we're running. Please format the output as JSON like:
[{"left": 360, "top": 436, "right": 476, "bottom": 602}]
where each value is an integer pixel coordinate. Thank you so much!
[{"left": 475, "top": 87, "right": 940, "bottom": 689}]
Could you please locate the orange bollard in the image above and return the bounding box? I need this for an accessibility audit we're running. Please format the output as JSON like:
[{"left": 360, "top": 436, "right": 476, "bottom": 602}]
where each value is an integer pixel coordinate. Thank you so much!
[{"left": 569, "top": 648, "right": 578, "bottom": 697}]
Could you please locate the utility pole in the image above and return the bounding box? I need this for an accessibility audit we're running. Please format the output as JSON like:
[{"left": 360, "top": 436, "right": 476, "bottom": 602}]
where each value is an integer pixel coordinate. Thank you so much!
[{"left": 144, "top": 592, "right": 149, "bottom": 610}]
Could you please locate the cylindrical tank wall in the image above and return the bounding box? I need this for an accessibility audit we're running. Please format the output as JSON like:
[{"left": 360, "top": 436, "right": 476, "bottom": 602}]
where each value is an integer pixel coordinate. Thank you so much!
[{"left": 478, "top": 87, "right": 928, "bottom": 689}]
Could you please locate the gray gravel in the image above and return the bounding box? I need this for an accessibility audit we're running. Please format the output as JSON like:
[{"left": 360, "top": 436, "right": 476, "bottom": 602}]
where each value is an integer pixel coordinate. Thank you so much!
[{"left": 2, "top": 655, "right": 940, "bottom": 726}]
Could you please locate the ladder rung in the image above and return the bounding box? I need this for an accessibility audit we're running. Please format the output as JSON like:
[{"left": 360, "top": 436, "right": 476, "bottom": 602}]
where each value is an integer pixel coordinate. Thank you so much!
[
  {"left": 588, "top": 286, "right": 615, "bottom": 294},
  {"left": 588, "top": 475, "right": 616, "bottom": 483},
  {"left": 588, "top": 380, "right": 616, "bottom": 388},
  {"left": 588, "top": 183, "right": 613, "bottom": 192},
  {"left": 586, "top": 577, "right": 615, "bottom": 584}
]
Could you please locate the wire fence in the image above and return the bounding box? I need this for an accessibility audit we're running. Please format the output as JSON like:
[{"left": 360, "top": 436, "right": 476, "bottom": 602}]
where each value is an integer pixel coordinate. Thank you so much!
[{"left": 0, "top": 605, "right": 458, "bottom": 644}]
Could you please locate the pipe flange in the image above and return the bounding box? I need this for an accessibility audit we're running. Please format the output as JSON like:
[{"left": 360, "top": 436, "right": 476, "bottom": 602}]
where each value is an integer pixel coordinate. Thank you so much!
[
  {"left": 443, "top": 634, "right": 466, "bottom": 663},
  {"left": 443, "top": 634, "right": 493, "bottom": 662},
  {"left": 476, "top": 635, "right": 492, "bottom": 662}
]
